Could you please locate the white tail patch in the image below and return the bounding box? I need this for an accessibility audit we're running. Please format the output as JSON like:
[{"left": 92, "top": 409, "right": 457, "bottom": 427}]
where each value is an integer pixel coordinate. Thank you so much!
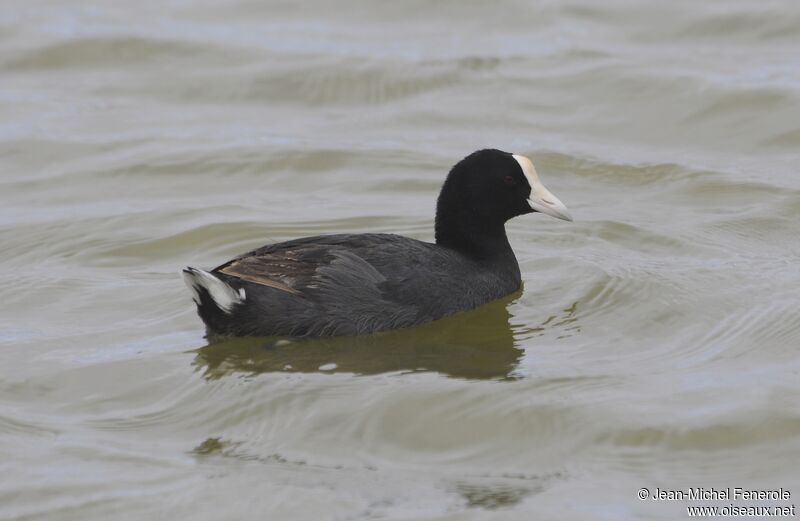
[{"left": 182, "top": 267, "right": 246, "bottom": 314}]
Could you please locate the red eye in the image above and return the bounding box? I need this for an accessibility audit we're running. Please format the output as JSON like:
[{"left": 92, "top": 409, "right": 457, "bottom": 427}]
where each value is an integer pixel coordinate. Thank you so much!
[{"left": 504, "top": 175, "right": 516, "bottom": 186}]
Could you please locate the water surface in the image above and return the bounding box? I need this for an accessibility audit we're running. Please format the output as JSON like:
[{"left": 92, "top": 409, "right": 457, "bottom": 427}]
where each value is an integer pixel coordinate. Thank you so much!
[{"left": 2, "top": 1, "right": 800, "bottom": 519}]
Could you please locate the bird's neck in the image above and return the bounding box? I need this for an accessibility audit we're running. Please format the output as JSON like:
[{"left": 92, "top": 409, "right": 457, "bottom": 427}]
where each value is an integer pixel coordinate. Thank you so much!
[{"left": 434, "top": 214, "right": 516, "bottom": 263}]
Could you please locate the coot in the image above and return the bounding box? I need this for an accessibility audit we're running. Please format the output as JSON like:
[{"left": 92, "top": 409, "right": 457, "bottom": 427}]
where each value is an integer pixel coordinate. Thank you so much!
[{"left": 183, "top": 149, "right": 571, "bottom": 337}]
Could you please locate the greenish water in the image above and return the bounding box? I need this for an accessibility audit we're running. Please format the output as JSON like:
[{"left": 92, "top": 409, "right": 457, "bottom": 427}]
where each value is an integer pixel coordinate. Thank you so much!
[{"left": 1, "top": 1, "right": 800, "bottom": 519}]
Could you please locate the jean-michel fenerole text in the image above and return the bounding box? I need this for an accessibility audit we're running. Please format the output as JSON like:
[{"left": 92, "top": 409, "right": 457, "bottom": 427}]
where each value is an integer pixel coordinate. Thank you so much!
[{"left": 650, "top": 488, "right": 790, "bottom": 501}]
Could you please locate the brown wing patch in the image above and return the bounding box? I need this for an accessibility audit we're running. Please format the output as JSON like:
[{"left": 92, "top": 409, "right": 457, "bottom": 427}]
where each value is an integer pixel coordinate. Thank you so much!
[{"left": 219, "top": 257, "right": 303, "bottom": 295}]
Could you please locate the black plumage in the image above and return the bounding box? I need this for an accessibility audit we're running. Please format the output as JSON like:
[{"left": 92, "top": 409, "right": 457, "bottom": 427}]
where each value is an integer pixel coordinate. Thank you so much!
[{"left": 183, "top": 149, "right": 571, "bottom": 337}]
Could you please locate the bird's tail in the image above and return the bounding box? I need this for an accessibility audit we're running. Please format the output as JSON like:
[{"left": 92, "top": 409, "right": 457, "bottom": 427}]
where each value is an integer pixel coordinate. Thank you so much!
[{"left": 181, "top": 267, "right": 245, "bottom": 314}]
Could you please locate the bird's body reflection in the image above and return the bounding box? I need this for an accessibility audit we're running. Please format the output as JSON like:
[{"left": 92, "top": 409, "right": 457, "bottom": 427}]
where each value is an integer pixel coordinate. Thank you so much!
[
  {"left": 192, "top": 296, "right": 579, "bottom": 381},
  {"left": 193, "top": 293, "right": 523, "bottom": 380}
]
